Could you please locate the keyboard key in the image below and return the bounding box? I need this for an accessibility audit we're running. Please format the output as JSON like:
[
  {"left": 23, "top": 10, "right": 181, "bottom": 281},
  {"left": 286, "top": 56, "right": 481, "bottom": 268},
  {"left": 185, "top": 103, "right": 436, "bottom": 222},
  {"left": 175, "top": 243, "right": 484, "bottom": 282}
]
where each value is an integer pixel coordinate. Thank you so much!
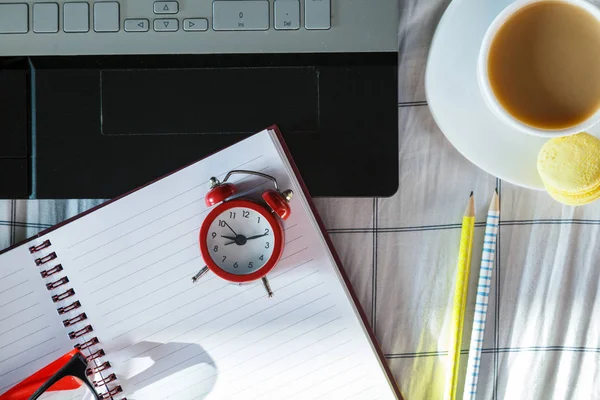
[
  {"left": 154, "top": 1, "right": 178, "bottom": 14},
  {"left": 153, "top": 18, "right": 179, "bottom": 32},
  {"left": 124, "top": 19, "right": 149, "bottom": 32},
  {"left": 34, "top": 3, "right": 59, "bottom": 33},
  {"left": 64, "top": 2, "right": 89, "bottom": 33},
  {"left": 305, "top": 0, "right": 330, "bottom": 30},
  {"left": 0, "top": 4, "right": 28, "bottom": 34},
  {"left": 274, "top": 0, "right": 299, "bottom": 30},
  {"left": 183, "top": 18, "right": 208, "bottom": 32},
  {"left": 213, "top": 1, "right": 269, "bottom": 31},
  {"left": 94, "top": 2, "right": 120, "bottom": 32}
]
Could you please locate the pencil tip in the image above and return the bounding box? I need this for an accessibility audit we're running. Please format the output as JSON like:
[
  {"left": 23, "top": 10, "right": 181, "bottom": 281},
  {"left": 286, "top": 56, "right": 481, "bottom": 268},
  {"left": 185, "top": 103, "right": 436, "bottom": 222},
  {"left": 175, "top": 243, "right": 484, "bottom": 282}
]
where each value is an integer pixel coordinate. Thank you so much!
[
  {"left": 470, "top": 191, "right": 474, "bottom": 197},
  {"left": 495, "top": 188, "right": 498, "bottom": 194}
]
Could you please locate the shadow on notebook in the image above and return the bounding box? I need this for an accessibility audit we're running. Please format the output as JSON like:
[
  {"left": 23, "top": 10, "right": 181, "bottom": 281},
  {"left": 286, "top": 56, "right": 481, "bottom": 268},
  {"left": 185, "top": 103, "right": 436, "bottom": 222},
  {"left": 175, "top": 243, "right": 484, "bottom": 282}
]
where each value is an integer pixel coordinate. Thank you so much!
[{"left": 118, "top": 341, "right": 217, "bottom": 399}]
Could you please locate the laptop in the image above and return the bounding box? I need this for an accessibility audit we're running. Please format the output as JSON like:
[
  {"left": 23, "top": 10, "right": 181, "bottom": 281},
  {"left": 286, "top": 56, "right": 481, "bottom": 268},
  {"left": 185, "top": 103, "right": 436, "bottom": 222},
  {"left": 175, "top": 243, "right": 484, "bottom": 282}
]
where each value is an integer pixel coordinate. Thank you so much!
[{"left": 0, "top": 0, "right": 399, "bottom": 198}]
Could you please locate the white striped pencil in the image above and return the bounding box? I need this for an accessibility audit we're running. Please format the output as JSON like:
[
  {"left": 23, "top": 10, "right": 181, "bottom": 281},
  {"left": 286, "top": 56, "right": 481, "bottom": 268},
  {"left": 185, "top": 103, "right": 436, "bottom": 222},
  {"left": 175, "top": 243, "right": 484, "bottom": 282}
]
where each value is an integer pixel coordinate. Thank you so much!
[{"left": 462, "top": 189, "right": 500, "bottom": 400}]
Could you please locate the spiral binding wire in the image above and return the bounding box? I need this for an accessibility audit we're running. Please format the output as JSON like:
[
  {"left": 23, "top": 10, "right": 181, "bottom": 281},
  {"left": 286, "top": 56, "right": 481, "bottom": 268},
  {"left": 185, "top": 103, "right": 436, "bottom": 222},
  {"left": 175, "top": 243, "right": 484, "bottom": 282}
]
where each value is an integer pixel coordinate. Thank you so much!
[
  {"left": 87, "top": 361, "right": 111, "bottom": 376},
  {"left": 57, "top": 301, "right": 81, "bottom": 315},
  {"left": 30, "top": 240, "right": 125, "bottom": 399},
  {"left": 52, "top": 288, "right": 76, "bottom": 302}
]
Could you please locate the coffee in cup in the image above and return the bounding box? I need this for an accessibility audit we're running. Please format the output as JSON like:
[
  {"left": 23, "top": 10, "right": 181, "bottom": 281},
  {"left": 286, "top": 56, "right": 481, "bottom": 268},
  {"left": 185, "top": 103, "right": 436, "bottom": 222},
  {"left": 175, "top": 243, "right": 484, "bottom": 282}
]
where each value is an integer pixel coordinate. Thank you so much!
[{"left": 478, "top": 0, "right": 600, "bottom": 137}]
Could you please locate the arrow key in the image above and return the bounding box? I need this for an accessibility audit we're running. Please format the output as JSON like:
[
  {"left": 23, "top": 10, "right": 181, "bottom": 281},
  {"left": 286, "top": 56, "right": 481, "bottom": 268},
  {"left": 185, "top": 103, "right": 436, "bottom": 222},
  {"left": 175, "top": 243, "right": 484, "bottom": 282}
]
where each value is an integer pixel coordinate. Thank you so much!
[
  {"left": 124, "top": 19, "right": 149, "bottom": 32},
  {"left": 154, "top": 1, "right": 178, "bottom": 14},
  {"left": 153, "top": 18, "right": 179, "bottom": 32},
  {"left": 183, "top": 18, "right": 208, "bottom": 32}
]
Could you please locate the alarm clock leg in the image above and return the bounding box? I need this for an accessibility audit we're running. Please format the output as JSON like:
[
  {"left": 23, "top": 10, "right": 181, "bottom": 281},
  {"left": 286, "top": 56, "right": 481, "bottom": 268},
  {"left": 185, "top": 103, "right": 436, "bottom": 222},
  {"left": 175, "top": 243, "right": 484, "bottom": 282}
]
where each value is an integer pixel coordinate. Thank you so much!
[
  {"left": 192, "top": 266, "right": 209, "bottom": 283},
  {"left": 261, "top": 276, "right": 274, "bottom": 298}
]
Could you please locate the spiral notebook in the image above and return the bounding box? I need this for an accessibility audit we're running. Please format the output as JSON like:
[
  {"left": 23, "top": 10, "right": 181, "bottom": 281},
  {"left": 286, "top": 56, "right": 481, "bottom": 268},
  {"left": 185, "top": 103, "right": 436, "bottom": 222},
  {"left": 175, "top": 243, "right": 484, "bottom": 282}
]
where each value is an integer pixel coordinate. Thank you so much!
[{"left": 0, "top": 127, "right": 402, "bottom": 400}]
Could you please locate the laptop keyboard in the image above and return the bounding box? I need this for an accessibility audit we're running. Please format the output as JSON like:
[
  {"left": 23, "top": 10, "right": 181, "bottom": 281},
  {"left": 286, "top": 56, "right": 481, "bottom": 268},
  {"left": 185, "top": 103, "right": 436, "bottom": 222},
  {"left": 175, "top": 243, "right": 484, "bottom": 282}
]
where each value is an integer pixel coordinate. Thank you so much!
[
  {"left": 0, "top": 0, "right": 330, "bottom": 34},
  {"left": 0, "top": 0, "right": 397, "bottom": 56}
]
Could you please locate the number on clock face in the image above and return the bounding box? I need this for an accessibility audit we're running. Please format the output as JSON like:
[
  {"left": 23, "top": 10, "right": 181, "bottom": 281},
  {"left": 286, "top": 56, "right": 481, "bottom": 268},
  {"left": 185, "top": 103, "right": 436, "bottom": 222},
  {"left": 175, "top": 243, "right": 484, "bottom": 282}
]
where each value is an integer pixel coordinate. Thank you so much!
[{"left": 206, "top": 207, "right": 276, "bottom": 275}]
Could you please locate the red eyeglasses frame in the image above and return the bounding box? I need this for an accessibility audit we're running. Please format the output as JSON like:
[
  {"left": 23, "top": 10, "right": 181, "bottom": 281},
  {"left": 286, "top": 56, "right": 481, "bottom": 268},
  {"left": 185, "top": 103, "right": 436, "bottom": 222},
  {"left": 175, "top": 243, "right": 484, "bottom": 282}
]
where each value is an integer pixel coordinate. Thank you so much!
[{"left": 0, "top": 349, "right": 99, "bottom": 400}]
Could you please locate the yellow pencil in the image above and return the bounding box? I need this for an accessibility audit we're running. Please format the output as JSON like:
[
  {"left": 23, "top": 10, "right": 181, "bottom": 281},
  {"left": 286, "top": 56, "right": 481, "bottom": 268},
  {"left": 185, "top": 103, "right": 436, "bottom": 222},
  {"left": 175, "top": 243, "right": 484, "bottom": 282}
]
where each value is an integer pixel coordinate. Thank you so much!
[{"left": 444, "top": 192, "right": 475, "bottom": 400}]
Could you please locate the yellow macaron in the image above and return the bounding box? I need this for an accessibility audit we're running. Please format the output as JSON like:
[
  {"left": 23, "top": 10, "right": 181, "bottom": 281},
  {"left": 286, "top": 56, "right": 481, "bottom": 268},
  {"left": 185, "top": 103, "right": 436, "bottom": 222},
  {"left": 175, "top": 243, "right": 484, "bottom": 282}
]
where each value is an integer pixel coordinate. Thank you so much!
[{"left": 537, "top": 132, "right": 600, "bottom": 206}]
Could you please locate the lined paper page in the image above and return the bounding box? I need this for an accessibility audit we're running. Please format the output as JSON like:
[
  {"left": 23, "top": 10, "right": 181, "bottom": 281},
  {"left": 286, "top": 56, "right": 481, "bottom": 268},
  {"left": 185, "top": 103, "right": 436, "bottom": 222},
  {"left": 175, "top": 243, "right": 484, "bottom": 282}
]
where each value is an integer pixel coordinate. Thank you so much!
[
  {"left": 0, "top": 245, "right": 73, "bottom": 396},
  {"left": 44, "top": 130, "right": 397, "bottom": 399}
]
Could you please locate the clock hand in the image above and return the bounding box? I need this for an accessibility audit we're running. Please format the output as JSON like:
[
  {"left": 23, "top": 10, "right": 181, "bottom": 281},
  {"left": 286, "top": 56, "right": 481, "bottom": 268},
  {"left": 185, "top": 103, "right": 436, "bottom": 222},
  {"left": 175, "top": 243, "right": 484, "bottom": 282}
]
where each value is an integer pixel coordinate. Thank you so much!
[
  {"left": 223, "top": 221, "right": 238, "bottom": 236},
  {"left": 245, "top": 233, "right": 269, "bottom": 241},
  {"left": 223, "top": 233, "right": 247, "bottom": 246}
]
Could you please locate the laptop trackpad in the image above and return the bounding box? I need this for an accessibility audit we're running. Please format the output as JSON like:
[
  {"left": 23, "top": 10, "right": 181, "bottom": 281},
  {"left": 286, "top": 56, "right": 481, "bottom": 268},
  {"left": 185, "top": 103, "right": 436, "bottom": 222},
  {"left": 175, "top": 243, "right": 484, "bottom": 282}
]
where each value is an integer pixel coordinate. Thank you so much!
[{"left": 100, "top": 67, "right": 319, "bottom": 136}]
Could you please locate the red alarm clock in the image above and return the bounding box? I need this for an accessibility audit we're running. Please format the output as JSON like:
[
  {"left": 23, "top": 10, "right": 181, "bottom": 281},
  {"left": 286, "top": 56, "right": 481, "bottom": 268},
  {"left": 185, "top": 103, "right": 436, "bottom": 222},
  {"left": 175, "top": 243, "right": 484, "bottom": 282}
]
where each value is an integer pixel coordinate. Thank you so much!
[{"left": 191, "top": 170, "right": 293, "bottom": 297}]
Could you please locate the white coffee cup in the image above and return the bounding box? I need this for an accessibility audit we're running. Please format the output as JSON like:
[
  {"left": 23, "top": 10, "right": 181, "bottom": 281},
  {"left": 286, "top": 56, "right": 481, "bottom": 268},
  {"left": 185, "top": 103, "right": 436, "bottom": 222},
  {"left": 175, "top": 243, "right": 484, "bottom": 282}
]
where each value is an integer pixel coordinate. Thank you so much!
[{"left": 477, "top": 0, "right": 600, "bottom": 138}]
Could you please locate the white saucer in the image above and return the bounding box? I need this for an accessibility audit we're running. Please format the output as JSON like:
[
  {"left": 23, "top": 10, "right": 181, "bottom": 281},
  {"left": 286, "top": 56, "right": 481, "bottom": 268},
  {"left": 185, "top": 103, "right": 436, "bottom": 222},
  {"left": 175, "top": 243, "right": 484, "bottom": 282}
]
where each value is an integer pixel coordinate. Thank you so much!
[{"left": 425, "top": 0, "right": 600, "bottom": 190}]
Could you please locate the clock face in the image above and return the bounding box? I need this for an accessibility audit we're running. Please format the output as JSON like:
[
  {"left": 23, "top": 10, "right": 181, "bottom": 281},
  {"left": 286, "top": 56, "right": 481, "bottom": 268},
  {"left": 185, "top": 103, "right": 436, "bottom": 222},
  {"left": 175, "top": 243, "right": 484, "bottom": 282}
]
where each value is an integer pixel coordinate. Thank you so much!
[{"left": 205, "top": 206, "right": 277, "bottom": 276}]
